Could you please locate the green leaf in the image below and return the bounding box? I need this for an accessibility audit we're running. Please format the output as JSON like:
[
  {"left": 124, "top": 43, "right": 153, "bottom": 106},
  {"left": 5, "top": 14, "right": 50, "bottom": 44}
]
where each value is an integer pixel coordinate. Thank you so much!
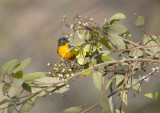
[
  {"left": 14, "top": 58, "right": 31, "bottom": 73},
  {"left": 84, "top": 44, "right": 91, "bottom": 52},
  {"left": 34, "top": 77, "right": 69, "bottom": 93},
  {"left": 135, "top": 16, "right": 145, "bottom": 26},
  {"left": 22, "top": 83, "right": 31, "bottom": 92},
  {"left": 108, "top": 24, "right": 128, "bottom": 36},
  {"left": 74, "top": 42, "right": 85, "bottom": 47},
  {"left": 2, "top": 83, "right": 11, "bottom": 93},
  {"left": 109, "top": 97, "right": 114, "bottom": 113},
  {"left": 77, "top": 30, "right": 90, "bottom": 40},
  {"left": 101, "top": 55, "right": 114, "bottom": 62},
  {"left": 84, "top": 30, "right": 90, "bottom": 40},
  {"left": 7, "top": 101, "right": 16, "bottom": 113},
  {"left": 83, "top": 51, "right": 86, "bottom": 57},
  {"left": 106, "top": 77, "right": 114, "bottom": 90},
  {"left": 0, "top": 72, "right": 2, "bottom": 77},
  {"left": 99, "top": 36, "right": 113, "bottom": 50},
  {"left": 31, "top": 87, "right": 46, "bottom": 97},
  {"left": 126, "top": 78, "right": 141, "bottom": 91},
  {"left": 76, "top": 53, "right": 85, "bottom": 65},
  {"left": 108, "top": 34, "right": 125, "bottom": 49},
  {"left": 102, "top": 51, "right": 110, "bottom": 56},
  {"left": 128, "top": 43, "right": 143, "bottom": 57},
  {"left": 54, "top": 84, "right": 69, "bottom": 93},
  {"left": 14, "top": 92, "right": 22, "bottom": 98},
  {"left": 81, "top": 69, "right": 93, "bottom": 76},
  {"left": 11, "top": 70, "right": 23, "bottom": 79},
  {"left": 61, "top": 106, "right": 83, "bottom": 113},
  {"left": 120, "top": 90, "right": 128, "bottom": 105},
  {"left": 35, "top": 77, "right": 59, "bottom": 91},
  {"left": 109, "top": 13, "right": 126, "bottom": 24},
  {"left": 0, "top": 99, "right": 10, "bottom": 105},
  {"left": 144, "top": 92, "right": 160, "bottom": 100},
  {"left": 107, "top": 97, "right": 115, "bottom": 113},
  {"left": 34, "top": 77, "right": 60, "bottom": 86},
  {"left": 100, "top": 91, "right": 111, "bottom": 113},
  {"left": 129, "top": 49, "right": 143, "bottom": 57},
  {"left": 97, "top": 42, "right": 102, "bottom": 49},
  {"left": 92, "top": 46, "right": 97, "bottom": 52},
  {"left": 93, "top": 71, "right": 104, "bottom": 91},
  {"left": 81, "top": 63, "right": 94, "bottom": 76},
  {"left": 77, "top": 32, "right": 84, "bottom": 39},
  {"left": 116, "top": 75, "right": 124, "bottom": 87},
  {"left": 143, "top": 35, "right": 160, "bottom": 58},
  {"left": 2, "top": 59, "right": 18, "bottom": 74},
  {"left": 23, "top": 72, "right": 46, "bottom": 82},
  {"left": 11, "top": 79, "right": 24, "bottom": 87},
  {"left": 20, "top": 95, "right": 38, "bottom": 113}
]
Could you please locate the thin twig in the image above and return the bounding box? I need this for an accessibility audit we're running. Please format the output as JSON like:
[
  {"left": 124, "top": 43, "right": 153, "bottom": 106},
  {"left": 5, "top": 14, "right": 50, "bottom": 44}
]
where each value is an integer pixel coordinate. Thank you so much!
[
  {"left": 127, "top": 69, "right": 158, "bottom": 90},
  {"left": 81, "top": 101, "right": 100, "bottom": 113},
  {"left": 1, "top": 58, "right": 159, "bottom": 111},
  {"left": 115, "top": 44, "right": 160, "bottom": 53},
  {"left": 140, "top": 27, "right": 160, "bottom": 43}
]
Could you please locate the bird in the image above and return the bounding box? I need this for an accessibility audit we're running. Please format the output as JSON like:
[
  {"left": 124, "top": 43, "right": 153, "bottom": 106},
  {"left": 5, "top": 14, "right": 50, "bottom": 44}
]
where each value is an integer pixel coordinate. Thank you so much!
[{"left": 57, "top": 36, "right": 76, "bottom": 60}]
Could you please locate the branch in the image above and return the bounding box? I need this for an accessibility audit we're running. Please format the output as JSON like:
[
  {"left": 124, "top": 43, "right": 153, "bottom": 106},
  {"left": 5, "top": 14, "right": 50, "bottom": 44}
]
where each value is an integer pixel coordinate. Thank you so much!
[
  {"left": 116, "top": 44, "right": 160, "bottom": 53},
  {"left": 81, "top": 101, "right": 100, "bottom": 113},
  {"left": 140, "top": 27, "right": 160, "bottom": 43},
  {"left": 2, "top": 58, "right": 159, "bottom": 112},
  {"left": 64, "top": 58, "right": 160, "bottom": 83},
  {"left": 127, "top": 69, "right": 159, "bottom": 90}
]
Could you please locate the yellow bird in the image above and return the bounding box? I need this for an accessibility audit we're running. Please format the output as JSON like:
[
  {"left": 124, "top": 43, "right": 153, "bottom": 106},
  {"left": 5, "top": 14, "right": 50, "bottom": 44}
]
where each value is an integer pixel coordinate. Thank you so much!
[{"left": 57, "top": 36, "right": 76, "bottom": 60}]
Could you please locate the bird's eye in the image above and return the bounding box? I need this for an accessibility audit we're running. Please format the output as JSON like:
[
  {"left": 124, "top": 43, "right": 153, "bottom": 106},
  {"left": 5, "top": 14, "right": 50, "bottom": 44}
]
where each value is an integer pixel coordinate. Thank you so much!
[{"left": 57, "top": 41, "right": 59, "bottom": 45}]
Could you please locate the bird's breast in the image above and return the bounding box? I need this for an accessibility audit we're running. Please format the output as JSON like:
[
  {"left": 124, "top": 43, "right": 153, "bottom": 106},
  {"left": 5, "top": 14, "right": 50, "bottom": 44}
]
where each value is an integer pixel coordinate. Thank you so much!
[{"left": 58, "top": 43, "right": 76, "bottom": 60}]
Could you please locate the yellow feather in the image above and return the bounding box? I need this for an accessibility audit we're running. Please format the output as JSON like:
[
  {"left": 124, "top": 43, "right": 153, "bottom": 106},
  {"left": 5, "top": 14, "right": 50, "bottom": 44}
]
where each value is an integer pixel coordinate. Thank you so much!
[{"left": 58, "top": 43, "right": 76, "bottom": 60}]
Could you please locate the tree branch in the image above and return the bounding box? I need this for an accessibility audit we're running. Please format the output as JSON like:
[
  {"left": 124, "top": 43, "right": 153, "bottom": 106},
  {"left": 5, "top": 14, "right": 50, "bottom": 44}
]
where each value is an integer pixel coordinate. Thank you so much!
[{"left": 81, "top": 101, "right": 100, "bottom": 113}]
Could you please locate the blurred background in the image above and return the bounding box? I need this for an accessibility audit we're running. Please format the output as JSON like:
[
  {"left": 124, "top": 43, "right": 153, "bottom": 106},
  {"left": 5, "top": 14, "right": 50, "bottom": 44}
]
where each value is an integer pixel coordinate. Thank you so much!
[{"left": 0, "top": 0, "right": 160, "bottom": 113}]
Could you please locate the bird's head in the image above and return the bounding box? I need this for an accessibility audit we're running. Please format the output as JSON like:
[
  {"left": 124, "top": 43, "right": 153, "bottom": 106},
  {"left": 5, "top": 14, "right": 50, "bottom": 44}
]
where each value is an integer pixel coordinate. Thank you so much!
[{"left": 57, "top": 36, "right": 70, "bottom": 47}]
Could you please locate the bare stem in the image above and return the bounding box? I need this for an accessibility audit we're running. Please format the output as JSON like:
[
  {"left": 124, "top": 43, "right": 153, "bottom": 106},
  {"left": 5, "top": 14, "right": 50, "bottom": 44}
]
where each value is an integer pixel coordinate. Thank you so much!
[{"left": 81, "top": 101, "right": 100, "bottom": 113}]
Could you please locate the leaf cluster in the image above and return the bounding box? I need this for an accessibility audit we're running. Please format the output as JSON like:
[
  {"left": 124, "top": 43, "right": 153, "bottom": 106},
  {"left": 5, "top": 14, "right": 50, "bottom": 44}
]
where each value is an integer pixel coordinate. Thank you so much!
[{"left": 0, "top": 13, "right": 160, "bottom": 113}]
